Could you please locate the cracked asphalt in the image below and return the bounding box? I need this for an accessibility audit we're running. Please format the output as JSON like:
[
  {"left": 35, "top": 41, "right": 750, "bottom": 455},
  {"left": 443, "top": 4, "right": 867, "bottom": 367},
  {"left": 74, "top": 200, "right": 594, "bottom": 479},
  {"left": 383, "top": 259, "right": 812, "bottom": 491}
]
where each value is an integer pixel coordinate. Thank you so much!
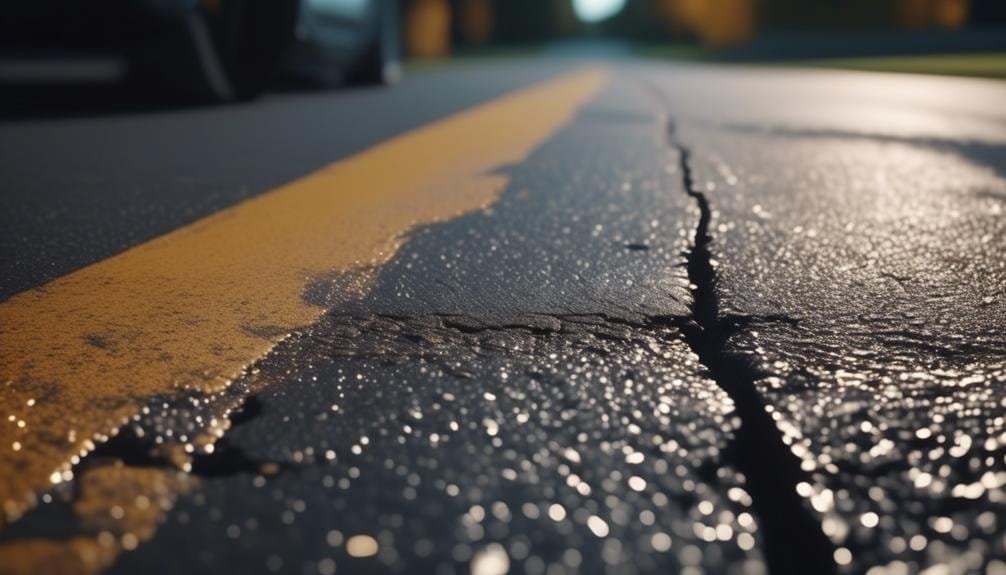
[{"left": 1, "top": 60, "right": 1005, "bottom": 575}]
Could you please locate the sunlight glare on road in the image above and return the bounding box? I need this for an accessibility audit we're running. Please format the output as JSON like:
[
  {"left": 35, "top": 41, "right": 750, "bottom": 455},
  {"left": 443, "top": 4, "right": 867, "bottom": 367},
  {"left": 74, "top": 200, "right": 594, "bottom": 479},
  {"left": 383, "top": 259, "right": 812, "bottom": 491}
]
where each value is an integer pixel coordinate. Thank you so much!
[{"left": 572, "top": 0, "right": 626, "bottom": 23}]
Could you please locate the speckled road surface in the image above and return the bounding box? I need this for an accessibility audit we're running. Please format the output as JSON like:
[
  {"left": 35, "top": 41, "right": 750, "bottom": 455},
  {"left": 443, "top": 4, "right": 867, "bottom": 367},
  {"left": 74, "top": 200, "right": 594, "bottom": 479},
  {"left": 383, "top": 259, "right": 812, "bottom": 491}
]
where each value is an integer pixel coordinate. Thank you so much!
[{"left": 1, "top": 60, "right": 1005, "bottom": 575}]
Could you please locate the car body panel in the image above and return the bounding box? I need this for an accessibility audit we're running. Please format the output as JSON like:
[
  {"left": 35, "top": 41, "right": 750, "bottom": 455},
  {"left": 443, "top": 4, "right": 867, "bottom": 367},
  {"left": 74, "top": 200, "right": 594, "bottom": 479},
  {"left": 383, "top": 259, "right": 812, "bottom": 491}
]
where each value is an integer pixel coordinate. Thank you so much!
[{"left": 0, "top": 0, "right": 396, "bottom": 95}]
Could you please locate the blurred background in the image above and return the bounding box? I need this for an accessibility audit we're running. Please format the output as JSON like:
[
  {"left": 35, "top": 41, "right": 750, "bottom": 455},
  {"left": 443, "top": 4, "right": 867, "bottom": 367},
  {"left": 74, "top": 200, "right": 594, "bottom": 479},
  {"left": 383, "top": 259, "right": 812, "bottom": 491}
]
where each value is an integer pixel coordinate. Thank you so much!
[
  {"left": 405, "top": 0, "right": 1006, "bottom": 77},
  {"left": 2, "top": 0, "right": 1004, "bottom": 112}
]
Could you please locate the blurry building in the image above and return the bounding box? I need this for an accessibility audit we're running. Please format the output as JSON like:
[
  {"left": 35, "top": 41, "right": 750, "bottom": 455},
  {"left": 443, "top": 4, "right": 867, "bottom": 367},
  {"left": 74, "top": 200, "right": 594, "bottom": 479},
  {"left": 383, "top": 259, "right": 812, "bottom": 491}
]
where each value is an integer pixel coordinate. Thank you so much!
[
  {"left": 404, "top": 0, "right": 567, "bottom": 57},
  {"left": 651, "top": 0, "right": 979, "bottom": 47},
  {"left": 489, "top": 0, "right": 566, "bottom": 44},
  {"left": 896, "top": 0, "right": 970, "bottom": 29},
  {"left": 655, "top": 0, "right": 756, "bottom": 47},
  {"left": 458, "top": 0, "right": 494, "bottom": 45},
  {"left": 405, "top": 0, "right": 451, "bottom": 58}
]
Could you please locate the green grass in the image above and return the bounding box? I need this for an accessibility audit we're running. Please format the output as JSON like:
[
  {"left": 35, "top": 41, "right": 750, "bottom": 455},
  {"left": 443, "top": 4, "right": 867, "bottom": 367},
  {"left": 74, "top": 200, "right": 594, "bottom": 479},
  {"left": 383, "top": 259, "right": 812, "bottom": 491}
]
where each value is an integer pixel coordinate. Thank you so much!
[
  {"left": 640, "top": 44, "right": 1006, "bottom": 81},
  {"left": 406, "top": 45, "right": 1006, "bottom": 82},
  {"left": 634, "top": 44, "right": 717, "bottom": 62},
  {"left": 800, "top": 53, "right": 1006, "bottom": 80}
]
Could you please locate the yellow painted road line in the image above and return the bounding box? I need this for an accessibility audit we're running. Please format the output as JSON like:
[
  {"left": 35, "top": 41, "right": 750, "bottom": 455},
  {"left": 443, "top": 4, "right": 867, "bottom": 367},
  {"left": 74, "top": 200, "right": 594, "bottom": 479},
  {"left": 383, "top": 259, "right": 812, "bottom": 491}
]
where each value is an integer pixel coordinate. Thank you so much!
[
  {"left": 0, "top": 67, "right": 610, "bottom": 526},
  {"left": 0, "top": 462, "right": 192, "bottom": 574}
]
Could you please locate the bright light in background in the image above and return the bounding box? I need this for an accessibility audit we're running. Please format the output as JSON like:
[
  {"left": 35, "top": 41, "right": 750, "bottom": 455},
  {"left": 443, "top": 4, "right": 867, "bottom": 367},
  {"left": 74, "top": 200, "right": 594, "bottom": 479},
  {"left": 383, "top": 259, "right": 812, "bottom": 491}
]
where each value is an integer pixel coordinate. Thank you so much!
[{"left": 572, "top": 0, "right": 627, "bottom": 23}]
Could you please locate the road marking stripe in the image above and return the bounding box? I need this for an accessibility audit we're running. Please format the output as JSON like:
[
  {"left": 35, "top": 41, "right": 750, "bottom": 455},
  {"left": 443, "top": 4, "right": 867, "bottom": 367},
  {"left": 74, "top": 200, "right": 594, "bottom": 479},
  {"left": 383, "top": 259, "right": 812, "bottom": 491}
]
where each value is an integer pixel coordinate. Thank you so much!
[{"left": 0, "top": 67, "right": 610, "bottom": 527}]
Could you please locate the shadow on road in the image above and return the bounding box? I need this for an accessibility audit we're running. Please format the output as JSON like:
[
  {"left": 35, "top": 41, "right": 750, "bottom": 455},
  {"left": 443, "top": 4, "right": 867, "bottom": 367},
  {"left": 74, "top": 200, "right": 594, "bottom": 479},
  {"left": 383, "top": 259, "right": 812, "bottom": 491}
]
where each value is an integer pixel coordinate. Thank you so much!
[
  {"left": 0, "top": 77, "right": 367, "bottom": 123},
  {"left": 0, "top": 82, "right": 195, "bottom": 122}
]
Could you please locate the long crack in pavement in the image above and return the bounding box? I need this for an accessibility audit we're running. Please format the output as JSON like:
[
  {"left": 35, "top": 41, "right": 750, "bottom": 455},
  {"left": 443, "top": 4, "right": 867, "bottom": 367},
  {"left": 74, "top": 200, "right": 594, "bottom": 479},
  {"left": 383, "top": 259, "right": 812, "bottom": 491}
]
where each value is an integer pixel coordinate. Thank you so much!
[
  {"left": 0, "top": 75, "right": 784, "bottom": 575},
  {"left": 643, "top": 63, "right": 1006, "bottom": 574},
  {"left": 666, "top": 119, "right": 838, "bottom": 575},
  {"left": 7, "top": 68, "right": 1004, "bottom": 575}
]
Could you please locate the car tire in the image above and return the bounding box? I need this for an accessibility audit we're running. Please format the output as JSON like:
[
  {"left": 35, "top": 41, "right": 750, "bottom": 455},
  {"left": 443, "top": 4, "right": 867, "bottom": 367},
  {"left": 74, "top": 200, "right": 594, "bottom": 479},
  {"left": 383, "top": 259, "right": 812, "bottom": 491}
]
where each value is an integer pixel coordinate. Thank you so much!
[
  {"left": 348, "top": 0, "right": 401, "bottom": 86},
  {"left": 199, "top": 0, "right": 300, "bottom": 100}
]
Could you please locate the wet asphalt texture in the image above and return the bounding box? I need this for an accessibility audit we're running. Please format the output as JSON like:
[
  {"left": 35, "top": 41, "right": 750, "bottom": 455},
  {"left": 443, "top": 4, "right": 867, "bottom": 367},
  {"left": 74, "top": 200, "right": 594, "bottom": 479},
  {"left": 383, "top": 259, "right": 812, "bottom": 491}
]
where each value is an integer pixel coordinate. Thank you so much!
[{"left": 2, "top": 60, "right": 1006, "bottom": 575}]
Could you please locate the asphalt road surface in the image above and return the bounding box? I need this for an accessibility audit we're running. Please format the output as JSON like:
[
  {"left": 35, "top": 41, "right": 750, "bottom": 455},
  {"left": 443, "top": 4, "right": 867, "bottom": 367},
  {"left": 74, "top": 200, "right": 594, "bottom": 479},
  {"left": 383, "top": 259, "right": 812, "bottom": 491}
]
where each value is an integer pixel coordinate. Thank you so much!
[{"left": 1, "top": 58, "right": 1005, "bottom": 575}]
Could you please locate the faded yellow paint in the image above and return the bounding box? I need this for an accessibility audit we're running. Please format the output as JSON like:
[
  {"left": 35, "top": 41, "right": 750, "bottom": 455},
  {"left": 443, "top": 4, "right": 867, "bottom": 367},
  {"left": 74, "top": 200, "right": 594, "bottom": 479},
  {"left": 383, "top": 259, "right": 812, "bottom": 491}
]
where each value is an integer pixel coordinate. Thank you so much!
[
  {"left": 0, "top": 68, "right": 610, "bottom": 527},
  {"left": 0, "top": 462, "right": 191, "bottom": 575},
  {"left": 0, "top": 537, "right": 118, "bottom": 575}
]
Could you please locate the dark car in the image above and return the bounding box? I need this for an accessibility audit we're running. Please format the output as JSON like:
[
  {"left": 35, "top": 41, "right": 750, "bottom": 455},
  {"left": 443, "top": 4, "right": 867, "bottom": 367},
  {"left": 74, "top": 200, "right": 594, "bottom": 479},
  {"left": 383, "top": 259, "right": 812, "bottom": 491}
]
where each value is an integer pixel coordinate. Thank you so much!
[{"left": 0, "top": 0, "right": 400, "bottom": 102}]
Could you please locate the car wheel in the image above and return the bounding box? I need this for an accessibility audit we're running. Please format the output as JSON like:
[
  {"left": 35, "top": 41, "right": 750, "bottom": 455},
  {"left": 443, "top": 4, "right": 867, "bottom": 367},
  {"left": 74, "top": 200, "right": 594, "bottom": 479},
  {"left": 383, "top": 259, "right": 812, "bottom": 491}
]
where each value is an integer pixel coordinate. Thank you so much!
[
  {"left": 198, "top": 0, "right": 300, "bottom": 100},
  {"left": 128, "top": 0, "right": 299, "bottom": 102},
  {"left": 348, "top": 0, "right": 402, "bottom": 86}
]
